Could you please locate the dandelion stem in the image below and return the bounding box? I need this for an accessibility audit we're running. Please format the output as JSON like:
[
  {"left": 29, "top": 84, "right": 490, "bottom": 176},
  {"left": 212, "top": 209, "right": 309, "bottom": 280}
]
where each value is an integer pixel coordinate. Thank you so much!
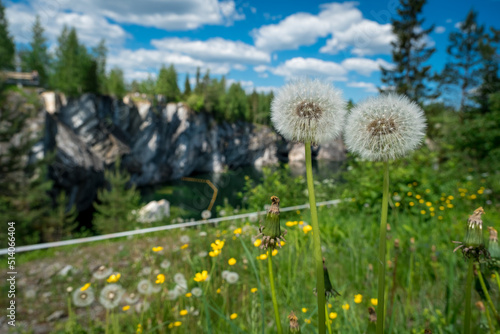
[
  {"left": 476, "top": 263, "right": 499, "bottom": 318},
  {"left": 267, "top": 249, "right": 283, "bottom": 334},
  {"left": 305, "top": 142, "right": 326, "bottom": 334},
  {"left": 376, "top": 161, "right": 389, "bottom": 334},
  {"left": 325, "top": 305, "right": 332, "bottom": 334},
  {"left": 464, "top": 259, "right": 474, "bottom": 334},
  {"left": 494, "top": 271, "right": 500, "bottom": 293},
  {"left": 485, "top": 303, "right": 495, "bottom": 334}
]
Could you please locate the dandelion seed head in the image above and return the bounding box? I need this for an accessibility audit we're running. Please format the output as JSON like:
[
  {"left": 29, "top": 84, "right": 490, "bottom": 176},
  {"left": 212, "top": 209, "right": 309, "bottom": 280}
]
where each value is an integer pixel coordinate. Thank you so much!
[
  {"left": 99, "top": 284, "right": 124, "bottom": 309},
  {"left": 345, "top": 94, "right": 426, "bottom": 161},
  {"left": 72, "top": 287, "right": 95, "bottom": 307},
  {"left": 137, "top": 279, "right": 153, "bottom": 295},
  {"left": 225, "top": 272, "right": 239, "bottom": 284},
  {"left": 160, "top": 260, "right": 171, "bottom": 269},
  {"left": 180, "top": 235, "right": 191, "bottom": 244},
  {"left": 167, "top": 289, "right": 179, "bottom": 300},
  {"left": 271, "top": 78, "right": 347, "bottom": 145},
  {"left": 174, "top": 273, "right": 186, "bottom": 285},
  {"left": 92, "top": 265, "right": 113, "bottom": 280},
  {"left": 125, "top": 292, "right": 140, "bottom": 304},
  {"left": 191, "top": 287, "right": 203, "bottom": 297}
]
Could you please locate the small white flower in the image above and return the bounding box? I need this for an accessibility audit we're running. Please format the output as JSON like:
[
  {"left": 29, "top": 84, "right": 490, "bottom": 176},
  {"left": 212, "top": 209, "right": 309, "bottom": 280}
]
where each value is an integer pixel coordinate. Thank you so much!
[
  {"left": 141, "top": 267, "right": 152, "bottom": 275},
  {"left": 180, "top": 235, "right": 190, "bottom": 244},
  {"left": 225, "top": 272, "right": 239, "bottom": 284},
  {"left": 219, "top": 210, "right": 226, "bottom": 217},
  {"left": 345, "top": 94, "right": 426, "bottom": 161},
  {"left": 191, "top": 287, "right": 203, "bottom": 297},
  {"left": 198, "top": 251, "right": 208, "bottom": 258},
  {"left": 199, "top": 231, "right": 208, "bottom": 237},
  {"left": 271, "top": 78, "right": 347, "bottom": 144},
  {"left": 248, "top": 213, "right": 258, "bottom": 223},
  {"left": 201, "top": 210, "right": 212, "bottom": 219},
  {"left": 99, "top": 284, "right": 124, "bottom": 310},
  {"left": 72, "top": 287, "right": 94, "bottom": 307}
]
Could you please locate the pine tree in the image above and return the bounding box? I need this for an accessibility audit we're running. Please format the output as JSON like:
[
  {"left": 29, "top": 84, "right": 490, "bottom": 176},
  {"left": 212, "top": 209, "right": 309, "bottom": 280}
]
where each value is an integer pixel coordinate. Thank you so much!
[
  {"left": 0, "top": 0, "right": 15, "bottom": 70},
  {"left": 107, "top": 67, "right": 126, "bottom": 99},
  {"left": 474, "top": 27, "right": 500, "bottom": 113},
  {"left": 225, "top": 83, "right": 250, "bottom": 122},
  {"left": 156, "top": 64, "right": 180, "bottom": 102},
  {"left": 42, "top": 191, "right": 78, "bottom": 242},
  {"left": 439, "top": 10, "right": 487, "bottom": 112},
  {"left": 92, "top": 39, "right": 108, "bottom": 94},
  {"left": 194, "top": 67, "right": 202, "bottom": 94},
  {"left": 183, "top": 73, "right": 191, "bottom": 98},
  {"left": 20, "top": 15, "right": 50, "bottom": 86},
  {"left": 380, "top": 0, "right": 436, "bottom": 103},
  {"left": 93, "top": 158, "right": 140, "bottom": 234}
]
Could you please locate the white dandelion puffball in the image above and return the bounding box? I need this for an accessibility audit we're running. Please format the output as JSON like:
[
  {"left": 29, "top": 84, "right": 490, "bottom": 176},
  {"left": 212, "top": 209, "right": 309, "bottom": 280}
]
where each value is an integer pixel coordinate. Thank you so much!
[
  {"left": 225, "top": 272, "right": 239, "bottom": 284},
  {"left": 191, "top": 287, "right": 203, "bottom": 297},
  {"left": 135, "top": 301, "right": 150, "bottom": 313},
  {"left": 345, "top": 94, "right": 426, "bottom": 161},
  {"left": 174, "top": 273, "right": 186, "bottom": 285},
  {"left": 99, "top": 284, "right": 124, "bottom": 310},
  {"left": 92, "top": 265, "right": 113, "bottom": 280},
  {"left": 141, "top": 267, "right": 152, "bottom": 276},
  {"left": 125, "top": 292, "right": 140, "bottom": 304},
  {"left": 137, "top": 279, "right": 153, "bottom": 295},
  {"left": 72, "top": 287, "right": 94, "bottom": 307},
  {"left": 221, "top": 270, "right": 230, "bottom": 280},
  {"left": 160, "top": 260, "right": 171, "bottom": 269},
  {"left": 167, "top": 289, "right": 178, "bottom": 300},
  {"left": 271, "top": 78, "right": 347, "bottom": 144},
  {"left": 198, "top": 251, "right": 208, "bottom": 258},
  {"left": 201, "top": 210, "right": 212, "bottom": 219},
  {"left": 180, "top": 235, "right": 191, "bottom": 244}
]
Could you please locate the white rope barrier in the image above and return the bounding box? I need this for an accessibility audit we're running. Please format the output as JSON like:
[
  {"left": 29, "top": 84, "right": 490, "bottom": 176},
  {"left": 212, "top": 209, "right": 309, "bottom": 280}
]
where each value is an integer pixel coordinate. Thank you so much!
[{"left": 0, "top": 199, "right": 344, "bottom": 255}]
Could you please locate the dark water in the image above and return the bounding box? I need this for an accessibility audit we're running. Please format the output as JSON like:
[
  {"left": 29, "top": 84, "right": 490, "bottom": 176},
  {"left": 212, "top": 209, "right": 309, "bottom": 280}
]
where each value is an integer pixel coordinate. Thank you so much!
[{"left": 140, "top": 160, "right": 344, "bottom": 220}]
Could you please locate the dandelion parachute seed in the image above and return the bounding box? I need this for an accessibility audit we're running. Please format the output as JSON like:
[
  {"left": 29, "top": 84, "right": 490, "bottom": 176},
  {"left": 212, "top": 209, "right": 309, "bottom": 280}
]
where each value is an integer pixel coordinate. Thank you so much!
[
  {"left": 99, "top": 284, "right": 124, "bottom": 310},
  {"left": 345, "top": 94, "right": 426, "bottom": 161},
  {"left": 72, "top": 287, "right": 95, "bottom": 307}
]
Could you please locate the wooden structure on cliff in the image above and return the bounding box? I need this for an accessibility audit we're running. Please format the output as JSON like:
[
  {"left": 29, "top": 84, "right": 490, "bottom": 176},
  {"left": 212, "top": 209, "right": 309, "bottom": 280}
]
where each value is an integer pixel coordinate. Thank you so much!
[{"left": 1, "top": 71, "right": 40, "bottom": 86}]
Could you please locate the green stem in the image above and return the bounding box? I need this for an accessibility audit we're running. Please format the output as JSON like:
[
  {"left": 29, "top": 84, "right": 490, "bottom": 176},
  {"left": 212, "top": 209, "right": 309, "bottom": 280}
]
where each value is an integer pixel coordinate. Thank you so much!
[
  {"left": 325, "top": 305, "right": 332, "bottom": 334},
  {"left": 268, "top": 250, "right": 283, "bottom": 334},
  {"left": 202, "top": 286, "right": 213, "bottom": 334},
  {"left": 485, "top": 303, "right": 495, "bottom": 334},
  {"left": 477, "top": 264, "right": 499, "bottom": 319},
  {"left": 494, "top": 271, "right": 500, "bottom": 293},
  {"left": 376, "top": 161, "right": 390, "bottom": 334},
  {"left": 305, "top": 142, "right": 326, "bottom": 334},
  {"left": 465, "top": 259, "right": 474, "bottom": 334}
]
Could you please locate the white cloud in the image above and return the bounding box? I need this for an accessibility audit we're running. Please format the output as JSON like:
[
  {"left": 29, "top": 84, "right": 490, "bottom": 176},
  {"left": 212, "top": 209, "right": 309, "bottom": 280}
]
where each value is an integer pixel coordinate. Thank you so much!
[
  {"left": 6, "top": 2, "right": 128, "bottom": 46},
  {"left": 253, "top": 65, "right": 270, "bottom": 73},
  {"left": 341, "top": 58, "right": 393, "bottom": 76},
  {"left": 455, "top": 22, "right": 463, "bottom": 29},
  {"left": 435, "top": 26, "right": 446, "bottom": 34},
  {"left": 321, "top": 20, "right": 395, "bottom": 56},
  {"left": 252, "top": 2, "right": 393, "bottom": 55},
  {"left": 346, "top": 81, "right": 378, "bottom": 93},
  {"left": 53, "top": 0, "right": 244, "bottom": 30},
  {"left": 446, "top": 18, "right": 452, "bottom": 23},
  {"left": 272, "top": 57, "right": 347, "bottom": 81},
  {"left": 151, "top": 37, "right": 270, "bottom": 64}
]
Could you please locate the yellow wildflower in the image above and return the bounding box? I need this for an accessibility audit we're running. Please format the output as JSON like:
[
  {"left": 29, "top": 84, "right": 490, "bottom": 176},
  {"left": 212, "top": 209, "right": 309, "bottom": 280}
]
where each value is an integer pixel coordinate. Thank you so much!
[
  {"left": 304, "top": 319, "right": 311, "bottom": 324},
  {"left": 181, "top": 244, "right": 189, "bottom": 249},
  {"left": 137, "top": 324, "right": 143, "bottom": 334},
  {"left": 395, "top": 202, "right": 400, "bottom": 207},
  {"left": 180, "top": 309, "right": 188, "bottom": 316},
  {"left": 174, "top": 321, "right": 182, "bottom": 327},
  {"left": 426, "top": 202, "right": 432, "bottom": 207},
  {"left": 251, "top": 288, "right": 258, "bottom": 293},
  {"left": 303, "top": 225, "right": 313, "bottom": 234},
  {"left": 194, "top": 270, "right": 209, "bottom": 282},
  {"left": 259, "top": 253, "right": 268, "bottom": 260},
  {"left": 302, "top": 308, "right": 308, "bottom": 313},
  {"left": 152, "top": 246, "right": 163, "bottom": 252},
  {"left": 409, "top": 202, "right": 415, "bottom": 206},
  {"left": 80, "top": 283, "right": 91, "bottom": 291},
  {"left": 448, "top": 195, "right": 454, "bottom": 200},
  {"left": 230, "top": 313, "right": 238, "bottom": 320},
  {"left": 470, "top": 194, "right": 477, "bottom": 200},
  {"left": 107, "top": 273, "right": 121, "bottom": 283},
  {"left": 228, "top": 258, "right": 237, "bottom": 266},
  {"left": 342, "top": 303, "right": 350, "bottom": 311},
  {"left": 122, "top": 305, "right": 130, "bottom": 311},
  {"left": 371, "top": 298, "right": 378, "bottom": 306},
  {"left": 216, "top": 288, "right": 221, "bottom": 294},
  {"left": 185, "top": 292, "right": 192, "bottom": 298},
  {"left": 254, "top": 239, "right": 262, "bottom": 247},
  {"left": 234, "top": 228, "right": 242, "bottom": 235},
  {"left": 416, "top": 194, "right": 421, "bottom": 199},
  {"left": 407, "top": 192, "right": 412, "bottom": 196},
  {"left": 296, "top": 210, "right": 301, "bottom": 214},
  {"left": 447, "top": 204, "right": 453, "bottom": 208},
  {"left": 419, "top": 199, "right": 424, "bottom": 204},
  {"left": 272, "top": 249, "right": 278, "bottom": 256},
  {"left": 329, "top": 312, "right": 338, "bottom": 320},
  {"left": 155, "top": 274, "right": 165, "bottom": 284},
  {"left": 354, "top": 294, "right": 363, "bottom": 304},
  {"left": 420, "top": 210, "right": 426, "bottom": 215}
]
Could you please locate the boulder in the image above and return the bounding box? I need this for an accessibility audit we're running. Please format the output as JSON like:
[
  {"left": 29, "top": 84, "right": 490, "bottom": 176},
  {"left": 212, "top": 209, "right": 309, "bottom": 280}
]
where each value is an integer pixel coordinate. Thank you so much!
[{"left": 137, "top": 199, "right": 170, "bottom": 223}]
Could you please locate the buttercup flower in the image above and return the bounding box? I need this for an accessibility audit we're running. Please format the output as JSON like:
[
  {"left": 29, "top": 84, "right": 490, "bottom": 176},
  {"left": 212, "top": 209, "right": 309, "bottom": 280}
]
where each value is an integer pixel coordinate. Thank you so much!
[
  {"left": 73, "top": 286, "right": 95, "bottom": 307},
  {"left": 99, "top": 284, "right": 124, "bottom": 309},
  {"left": 107, "top": 273, "right": 121, "bottom": 283},
  {"left": 194, "top": 270, "right": 209, "bottom": 282},
  {"left": 271, "top": 78, "right": 347, "bottom": 144},
  {"left": 345, "top": 94, "right": 426, "bottom": 161}
]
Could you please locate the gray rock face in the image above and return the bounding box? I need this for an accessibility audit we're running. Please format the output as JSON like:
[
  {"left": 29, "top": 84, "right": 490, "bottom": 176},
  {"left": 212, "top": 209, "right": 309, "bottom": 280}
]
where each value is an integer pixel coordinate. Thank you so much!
[{"left": 33, "top": 93, "right": 345, "bottom": 212}]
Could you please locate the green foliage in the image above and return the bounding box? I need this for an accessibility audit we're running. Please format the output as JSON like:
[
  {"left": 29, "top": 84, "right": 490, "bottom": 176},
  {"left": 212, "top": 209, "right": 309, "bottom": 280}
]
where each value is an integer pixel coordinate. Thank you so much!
[
  {"left": 92, "top": 39, "right": 108, "bottom": 94},
  {"left": 183, "top": 73, "right": 191, "bottom": 98},
  {"left": 156, "top": 64, "right": 181, "bottom": 102},
  {"left": 107, "top": 67, "right": 126, "bottom": 99},
  {"left": 0, "top": 0, "right": 15, "bottom": 70},
  {"left": 224, "top": 83, "right": 250, "bottom": 122},
  {"left": 51, "top": 26, "right": 98, "bottom": 96},
  {"left": 186, "top": 93, "right": 204, "bottom": 112},
  {"left": 93, "top": 158, "right": 141, "bottom": 234},
  {"left": 41, "top": 191, "right": 78, "bottom": 242},
  {"left": 19, "top": 15, "right": 50, "bottom": 87},
  {"left": 380, "top": 0, "right": 437, "bottom": 102}
]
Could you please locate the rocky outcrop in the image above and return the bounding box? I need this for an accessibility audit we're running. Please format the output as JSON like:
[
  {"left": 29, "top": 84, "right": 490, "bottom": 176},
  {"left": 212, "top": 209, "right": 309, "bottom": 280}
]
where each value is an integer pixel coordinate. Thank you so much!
[{"left": 32, "top": 92, "right": 345, "bottom": 212}]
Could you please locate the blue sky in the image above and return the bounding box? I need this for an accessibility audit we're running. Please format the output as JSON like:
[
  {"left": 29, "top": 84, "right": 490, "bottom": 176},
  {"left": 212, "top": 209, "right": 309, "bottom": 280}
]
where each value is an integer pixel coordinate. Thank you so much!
[{"left": 5, "top": 0, "right": 500, "bottom": 101}]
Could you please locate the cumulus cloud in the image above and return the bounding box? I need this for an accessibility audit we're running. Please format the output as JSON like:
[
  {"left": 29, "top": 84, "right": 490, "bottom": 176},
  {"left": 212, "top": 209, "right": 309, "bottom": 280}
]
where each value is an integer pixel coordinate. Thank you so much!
[
  {"left": 435, "top": 26, "right": 446, "bottom": 34},
  {"left": 6, "top": 2, "right": 128, "bottom": 46},
  {"left": 272, "top": 57, "right": 347, "bottom": 81},
  {"left": 151, "top": 37, "right": 270, "bottom": 64},
  {"left": 252, "top": 2, "right": 394, "bottom": 55},
  {"left": 341, "top": 58, "right": 393, "bottom": 76},
  {"left": 346, "top": 81, "right": 379, "bottom": 93},
  {"left": 53, "top": 0, "right": 244, "bottom": 30}
]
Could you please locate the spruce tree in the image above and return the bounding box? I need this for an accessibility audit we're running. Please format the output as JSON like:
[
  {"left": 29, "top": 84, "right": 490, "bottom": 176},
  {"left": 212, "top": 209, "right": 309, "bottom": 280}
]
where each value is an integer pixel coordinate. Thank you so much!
[
  {"left": 183, "top": 73, "right": 191, "bottom": 98},
  {"left": 92, "top": 39, "right": 108, "bottom": 94},
  {"left": 194, "top": 67, "right": 202, "bottom": 94},
  {"left": 20, "top": 15, "right": 50, "bottom": 86},
  {"left": 156, "top": 64, "right": 180, "bottom": 102},
  {"left": 93, "top": 158, "right": 140, "bottom": 235},
  {"left": 107, "top": 67, "right": 126, "bottom": 99},
  {"left": 0, "top": 0, "right": 15, "bottom": 70},
  {"left": 41, "top": 191, "right": 77, "bottom": 242},
  {"left": 474, "top": 27, "right": 500, "bottom": 113},
  {"left": 380, "top": 0, "right": 436, "bottom": 103},
  {"left": 439, "top": 10, "right": 487, "bottom": 112}
]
